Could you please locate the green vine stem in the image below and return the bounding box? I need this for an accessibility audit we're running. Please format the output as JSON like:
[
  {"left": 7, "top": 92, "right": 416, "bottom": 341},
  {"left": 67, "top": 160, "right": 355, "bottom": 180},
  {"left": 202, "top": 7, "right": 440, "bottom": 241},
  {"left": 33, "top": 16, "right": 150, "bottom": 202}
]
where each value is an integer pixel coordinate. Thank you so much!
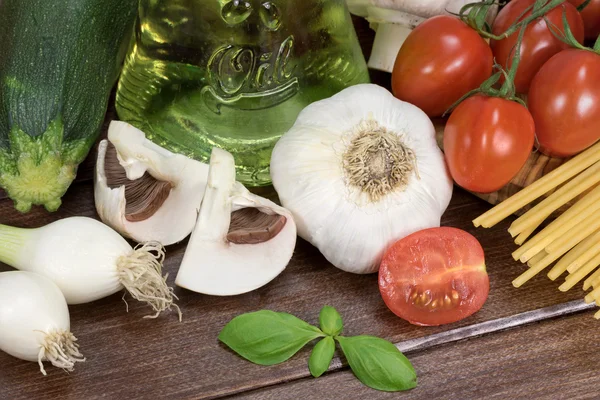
[
  {"left": 545, "top": 10, "right": 600, "bottom": 53},
  {"left": 443, "top": 0, "right": 576, "bottom": 116},
  {"left": 577, "top": 0, "right": 593, "bottom": 11},
  {"left": 460, "top": 0, "right": 569, "bottom": 39},
  {"left": 443, "top": 23, "right": 528, "bottom": 116}
]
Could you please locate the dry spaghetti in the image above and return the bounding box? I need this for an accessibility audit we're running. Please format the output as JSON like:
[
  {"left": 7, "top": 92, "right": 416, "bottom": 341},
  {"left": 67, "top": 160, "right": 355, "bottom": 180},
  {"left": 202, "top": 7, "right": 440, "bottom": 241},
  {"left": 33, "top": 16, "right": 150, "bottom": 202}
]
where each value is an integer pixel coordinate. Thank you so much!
[{"left": 474, "top": 141, "right": 600, "bottom": 319}]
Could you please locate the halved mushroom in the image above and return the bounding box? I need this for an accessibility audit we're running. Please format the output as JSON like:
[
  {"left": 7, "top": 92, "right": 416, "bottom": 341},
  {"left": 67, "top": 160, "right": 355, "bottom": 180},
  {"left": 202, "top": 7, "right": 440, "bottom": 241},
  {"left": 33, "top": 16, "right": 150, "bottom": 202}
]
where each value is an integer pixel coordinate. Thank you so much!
[
  {"left": 175, "top": 148, "right": 297, "bottom": 296},
  {"left": 94, "top": 121, "right": 209, "bottom": 245}
]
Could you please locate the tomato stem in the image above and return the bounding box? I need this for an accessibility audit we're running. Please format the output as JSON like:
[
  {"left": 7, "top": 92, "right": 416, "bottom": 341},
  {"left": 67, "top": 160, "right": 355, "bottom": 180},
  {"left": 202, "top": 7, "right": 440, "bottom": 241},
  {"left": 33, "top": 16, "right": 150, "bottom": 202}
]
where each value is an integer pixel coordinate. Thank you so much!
[
  {"left": 594, "top": 36, "right": 600, "bottom": 52},
  {"left": 499, "top": 23, "right": 528, "bottom": 98},
  {"left": 462, "top": 0, "right": 568, "bottom": 40},
  {"left": 460, "top": 0, "right": 499, "bottom": 34},
  {"left": 545, "top": 10, "right": 598, "bottom": 53},
  {"left": 443, "top": 24, "right": 527, "bottom": 116},
  {"left": 577, "top": 0, "right": 593, "bottom": 11}
]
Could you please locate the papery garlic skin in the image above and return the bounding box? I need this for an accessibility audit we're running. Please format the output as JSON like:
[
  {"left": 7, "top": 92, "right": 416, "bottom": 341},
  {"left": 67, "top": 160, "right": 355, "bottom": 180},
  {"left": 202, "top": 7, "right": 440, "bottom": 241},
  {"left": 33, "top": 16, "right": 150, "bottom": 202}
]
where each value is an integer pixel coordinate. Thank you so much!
[
  {"left": 95, "top": 121, "right": 209, "bottom": 246},
  {"left": 176, "top": 148, "right": 297, "bottom": 296},
  {"left": 270, "top": 84, "right": 453, "bottom": 274}
]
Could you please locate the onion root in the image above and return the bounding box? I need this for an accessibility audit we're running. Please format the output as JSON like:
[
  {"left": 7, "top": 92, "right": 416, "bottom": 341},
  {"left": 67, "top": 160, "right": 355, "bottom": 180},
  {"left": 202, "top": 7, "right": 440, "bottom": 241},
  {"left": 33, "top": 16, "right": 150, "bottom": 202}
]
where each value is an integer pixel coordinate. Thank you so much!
[
  {"left": 38, "top": 330, "right": 85, "bottom": 375},
  {"left": 117, "top": 241, "right": 182, "bottom": 321}
]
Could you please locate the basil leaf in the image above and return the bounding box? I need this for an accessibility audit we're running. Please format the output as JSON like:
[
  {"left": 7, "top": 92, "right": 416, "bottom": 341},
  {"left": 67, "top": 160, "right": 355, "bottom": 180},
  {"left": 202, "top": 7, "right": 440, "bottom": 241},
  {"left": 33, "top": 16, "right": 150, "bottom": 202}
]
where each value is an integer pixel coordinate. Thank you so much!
[
  {"left": 308, "top": 337, "right": 335, "bottom": 378},
  {"left": 319, "top": 305, "right": 343, "bottom": 336},
  {"left": 219, "top": 310, "right": 325, "bottom": 366},
  {"left": 336, "top": 335, "right": 417, "bottom": 392}
]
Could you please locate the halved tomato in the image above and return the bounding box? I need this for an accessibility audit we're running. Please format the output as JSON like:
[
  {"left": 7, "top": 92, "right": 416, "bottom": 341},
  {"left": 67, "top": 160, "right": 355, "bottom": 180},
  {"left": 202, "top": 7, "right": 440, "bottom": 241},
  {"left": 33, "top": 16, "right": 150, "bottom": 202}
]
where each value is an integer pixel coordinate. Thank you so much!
[{"left": 379, "top": 227, "right": 489, "bottom": 326}]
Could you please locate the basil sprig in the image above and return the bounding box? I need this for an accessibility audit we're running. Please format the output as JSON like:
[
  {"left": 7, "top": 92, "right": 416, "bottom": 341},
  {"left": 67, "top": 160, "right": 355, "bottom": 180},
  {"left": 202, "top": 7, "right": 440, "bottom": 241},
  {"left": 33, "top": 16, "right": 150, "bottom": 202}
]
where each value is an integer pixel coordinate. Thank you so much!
[
  {"left": 218, "top": 310, "right": 324, "bottom": 365},
  {"left": 218, "top": 306, "right": 417, "bottom": 392},
  {"left": 336, "top": 336, "right": 417, "bottom": 391},
  {"left": 309, "top": 337, "right": 335, "bottom": 378}
]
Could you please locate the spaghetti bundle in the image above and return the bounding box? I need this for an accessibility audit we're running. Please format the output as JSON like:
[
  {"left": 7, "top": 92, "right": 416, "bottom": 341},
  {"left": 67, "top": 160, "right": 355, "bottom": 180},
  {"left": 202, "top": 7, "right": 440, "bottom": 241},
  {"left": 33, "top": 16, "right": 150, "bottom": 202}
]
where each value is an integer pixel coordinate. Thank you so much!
[{"left": 474, "top": 142, "right": 600, "bottom": 319}]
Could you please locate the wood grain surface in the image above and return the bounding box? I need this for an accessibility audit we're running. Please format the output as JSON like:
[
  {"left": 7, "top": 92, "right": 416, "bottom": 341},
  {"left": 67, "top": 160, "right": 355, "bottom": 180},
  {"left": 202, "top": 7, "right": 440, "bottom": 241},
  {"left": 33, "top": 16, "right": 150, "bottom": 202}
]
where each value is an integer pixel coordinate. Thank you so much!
[
  {"left": 0, "top": 10, "right": 598, "bottom": 400},
  {"left": 0, "top": 183, "right": 592, "bottom": 400},
  {"left": 237, "top": 311, "right": 600, "bottom": 400}
]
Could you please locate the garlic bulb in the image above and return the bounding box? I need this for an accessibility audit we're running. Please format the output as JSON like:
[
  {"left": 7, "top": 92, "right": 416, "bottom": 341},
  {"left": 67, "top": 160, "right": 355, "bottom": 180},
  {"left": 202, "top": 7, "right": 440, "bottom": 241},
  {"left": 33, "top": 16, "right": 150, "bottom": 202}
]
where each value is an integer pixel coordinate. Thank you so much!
[
  {"left": 270, "top": 84, "right": 453, "bottom": 274},
  {"left": 176, "top": 148, "right": 297, "bottom": 296},
  {"left": 95, "top": 121, "right": 209, "bottom": 245}
]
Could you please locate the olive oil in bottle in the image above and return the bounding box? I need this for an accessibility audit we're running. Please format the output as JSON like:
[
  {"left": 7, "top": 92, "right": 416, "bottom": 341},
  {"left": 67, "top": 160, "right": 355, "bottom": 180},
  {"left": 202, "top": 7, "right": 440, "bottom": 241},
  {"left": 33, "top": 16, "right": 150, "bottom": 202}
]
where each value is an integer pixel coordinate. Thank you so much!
[{"left": 116, "top": 0, "right": 369, "bottom": 185}]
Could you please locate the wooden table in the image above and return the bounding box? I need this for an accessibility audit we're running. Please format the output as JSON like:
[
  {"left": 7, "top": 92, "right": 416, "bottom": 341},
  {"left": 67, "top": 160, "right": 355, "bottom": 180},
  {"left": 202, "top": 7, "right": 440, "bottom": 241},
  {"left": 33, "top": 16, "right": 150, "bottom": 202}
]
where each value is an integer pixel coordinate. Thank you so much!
[{"left": 1, "top": 15, "right": 598, "bottom": 400}]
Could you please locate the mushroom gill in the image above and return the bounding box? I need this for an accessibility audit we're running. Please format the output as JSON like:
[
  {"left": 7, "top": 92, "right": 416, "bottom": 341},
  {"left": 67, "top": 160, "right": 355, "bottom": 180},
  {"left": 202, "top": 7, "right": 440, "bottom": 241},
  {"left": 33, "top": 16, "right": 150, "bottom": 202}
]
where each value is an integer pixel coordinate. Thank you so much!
[
  {"left": 227, "top": 208, "right": 287, "bottom": 244},
  {"left": 104, "top": 142, "right": 173, "bottom": 222}
]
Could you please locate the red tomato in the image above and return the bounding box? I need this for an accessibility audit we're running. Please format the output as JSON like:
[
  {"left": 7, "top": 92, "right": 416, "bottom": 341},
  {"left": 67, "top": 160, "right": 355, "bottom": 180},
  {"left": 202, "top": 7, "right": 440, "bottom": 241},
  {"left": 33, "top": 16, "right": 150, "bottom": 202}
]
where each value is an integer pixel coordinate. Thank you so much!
[
  {"left": 568, "top": 0, "right": 600, "bottom": 40},
  {"left": 443, "top": 95, "right": 535, "bottom": 193},
  {"left": 528, "top": 49, "right": 600, "bottom": 158},
  {"left": 491, "top": 0, "right": 584, "bottom": 94},
  {"left": 391, "top": 15, "right": 493, "bottom": 117},
  {"left": 379, "top": 227, "right": 489, "bottom": 327}
]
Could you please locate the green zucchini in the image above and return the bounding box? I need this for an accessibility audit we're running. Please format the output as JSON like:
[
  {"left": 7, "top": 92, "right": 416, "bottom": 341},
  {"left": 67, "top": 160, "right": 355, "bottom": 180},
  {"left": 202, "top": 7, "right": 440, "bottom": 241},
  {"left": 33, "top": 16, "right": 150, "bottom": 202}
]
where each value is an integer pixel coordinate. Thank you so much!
[{"left": 0, "top": 0, "right": 137, "bottom": 212}]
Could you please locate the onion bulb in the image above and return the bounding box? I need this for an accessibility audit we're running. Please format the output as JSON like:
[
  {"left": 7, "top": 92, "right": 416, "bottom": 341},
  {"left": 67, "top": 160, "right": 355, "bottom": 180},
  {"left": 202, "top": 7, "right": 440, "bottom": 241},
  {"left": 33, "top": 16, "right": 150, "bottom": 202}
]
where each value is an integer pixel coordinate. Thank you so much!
[
  {"left": 0, "top": 217, "right": 180, "bottom": 319},
  {"left": 270, "top": 84, "right": 453, "bottom": 274},
  {"left": 0, "top": 271, "right": 85, "bottom": 375}
]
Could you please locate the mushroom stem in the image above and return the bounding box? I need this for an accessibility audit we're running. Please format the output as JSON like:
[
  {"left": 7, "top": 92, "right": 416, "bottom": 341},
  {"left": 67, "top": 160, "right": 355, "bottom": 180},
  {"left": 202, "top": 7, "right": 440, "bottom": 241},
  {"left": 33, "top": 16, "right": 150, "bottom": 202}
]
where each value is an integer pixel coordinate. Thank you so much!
[
  {"left": 367, "top": 8, "right": 425, "bottom": 73},
  {"left": 195, "top": 148, "right": 237, "bottom": 242},
  {"left": 175, "top": 147, "right": 297, "bottom": 296}
]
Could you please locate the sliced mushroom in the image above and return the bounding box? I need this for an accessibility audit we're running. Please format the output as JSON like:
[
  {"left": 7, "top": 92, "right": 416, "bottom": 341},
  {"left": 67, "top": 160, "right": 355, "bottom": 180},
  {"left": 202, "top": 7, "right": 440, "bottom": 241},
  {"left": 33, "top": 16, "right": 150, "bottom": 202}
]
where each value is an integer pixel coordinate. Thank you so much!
[
  {"left": 228, "top": 208, "right": 287, "bottom": 245},
  {"left": 95, "top": 121, "right": 209, "bottom": 245},
  {"left": 175, "top": 148, "right": 297, "bottom": 296},
  {"left": 103, "top": 141, "right": 173, "bottom": 222}
]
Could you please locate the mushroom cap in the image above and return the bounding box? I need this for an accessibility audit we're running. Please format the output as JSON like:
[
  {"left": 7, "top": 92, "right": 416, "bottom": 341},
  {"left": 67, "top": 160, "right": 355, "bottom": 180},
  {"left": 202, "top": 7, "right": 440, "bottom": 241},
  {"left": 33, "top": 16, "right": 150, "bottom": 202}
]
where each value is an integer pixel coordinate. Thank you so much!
[
  {"left": 95, "top": 121, "right": 209, "bottom": 245},
  {"left": 175, "top": 148, "right": 296, "bottom": 296},
  {"left": 369, "top": 0, "right": 475, "bottom": 18}
]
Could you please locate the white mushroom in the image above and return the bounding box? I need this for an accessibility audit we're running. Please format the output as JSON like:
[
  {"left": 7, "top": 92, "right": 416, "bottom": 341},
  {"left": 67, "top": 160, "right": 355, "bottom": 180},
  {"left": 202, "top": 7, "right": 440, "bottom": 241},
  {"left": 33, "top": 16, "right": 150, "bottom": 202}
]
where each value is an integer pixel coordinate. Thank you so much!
[
  {"left": 175, "top": 148, "right": 296, "bottom": 296},
  {"left": 95, "top": 121, "right": 209, "bottom": 246},
  {"left": 349, "top": 0, "right": 498, "bottom": 72}
]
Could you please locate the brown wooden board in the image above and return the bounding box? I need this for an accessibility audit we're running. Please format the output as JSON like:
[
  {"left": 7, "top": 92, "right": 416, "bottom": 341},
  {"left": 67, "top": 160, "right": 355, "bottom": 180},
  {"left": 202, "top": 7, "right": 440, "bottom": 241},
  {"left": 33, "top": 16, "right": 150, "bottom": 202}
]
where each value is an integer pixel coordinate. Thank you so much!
[
  {"left": 0, "top": 12, "right": 597, "bottom": 400},
  {"left": 236, "top": 311, "right": 600, "bottom": 400},
  {"left": 0, "top": 185, "right": 592, "bottom": 400}
]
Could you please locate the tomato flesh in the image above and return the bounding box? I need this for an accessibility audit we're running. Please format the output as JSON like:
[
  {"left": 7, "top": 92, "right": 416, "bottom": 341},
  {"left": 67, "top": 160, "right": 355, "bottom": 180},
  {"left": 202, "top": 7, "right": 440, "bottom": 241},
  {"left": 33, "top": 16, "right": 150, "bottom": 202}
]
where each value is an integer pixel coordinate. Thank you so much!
[
  {"left": 392, "top": 15, "right": 493, "bottom": 117},
  {"left": 491, "top": 0, "right": 584, "bottom": 94},
  {"left": 379, "top": 227, "right": 489, "bottom": 327},
  {"left": 529, "top": 49, "right": 600, "bottom": 158},
  {"left": 443, "top": 95, "right": 535, "bottom": 193},
  {"left": 568, "top": 0, "right": 600, "bottom": 40}
]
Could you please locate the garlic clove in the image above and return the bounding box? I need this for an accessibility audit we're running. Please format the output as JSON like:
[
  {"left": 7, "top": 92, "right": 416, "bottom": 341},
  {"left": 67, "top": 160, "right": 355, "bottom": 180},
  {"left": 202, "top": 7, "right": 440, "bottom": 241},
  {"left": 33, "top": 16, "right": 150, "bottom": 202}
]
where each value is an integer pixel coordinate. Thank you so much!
[
  {"left": 271, "top": 84, "right": 453, "bottom": 274},
  {"left": 175, "top": 148, "right": 296, "bottom": 296},
  {"left": 95, "top": 121, "right": 209, "bottom": 246}
]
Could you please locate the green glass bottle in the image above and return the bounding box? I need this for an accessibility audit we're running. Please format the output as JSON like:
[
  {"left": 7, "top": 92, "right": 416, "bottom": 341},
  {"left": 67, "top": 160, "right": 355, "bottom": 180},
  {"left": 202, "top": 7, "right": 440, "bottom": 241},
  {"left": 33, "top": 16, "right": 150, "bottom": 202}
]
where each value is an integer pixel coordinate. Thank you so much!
[{"left": 116, "top": 0, "right": 370, "bottom": 186}]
